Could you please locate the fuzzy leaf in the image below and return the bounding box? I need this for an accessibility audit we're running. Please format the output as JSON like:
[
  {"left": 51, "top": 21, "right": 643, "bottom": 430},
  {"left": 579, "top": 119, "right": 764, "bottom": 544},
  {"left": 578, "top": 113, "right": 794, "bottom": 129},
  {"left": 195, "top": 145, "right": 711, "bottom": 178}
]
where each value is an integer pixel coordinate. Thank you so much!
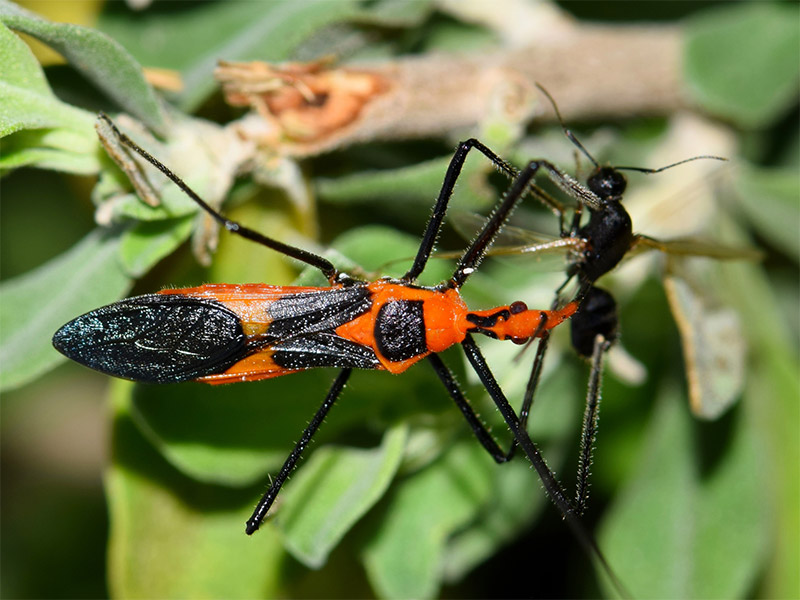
[
  {"left": 0, "top": 0, "right": 165, "bottom": 131},
  {"left": 0, "top": 23, "right": 98, "bottom": 173},
  {"left": 0, "top": 229, "right": 130, "bottom": 391},
  {"left": 685, "top": 3, "right": 800, "bottom": 128},
  {"left": 278, "top": 424, "right": 408, "bottom": 567}
]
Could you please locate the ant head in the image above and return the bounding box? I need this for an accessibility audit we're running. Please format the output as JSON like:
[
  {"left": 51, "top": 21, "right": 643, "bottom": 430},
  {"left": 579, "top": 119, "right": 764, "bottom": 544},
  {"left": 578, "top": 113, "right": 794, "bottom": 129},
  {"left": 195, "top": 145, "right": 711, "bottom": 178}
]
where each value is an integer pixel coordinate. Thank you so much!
[
  {"left": 535, "top": 83, "right": 728, "bottom": 204},
  {"left": 587, "top": 166, "right": 626, "bottom": 200}
]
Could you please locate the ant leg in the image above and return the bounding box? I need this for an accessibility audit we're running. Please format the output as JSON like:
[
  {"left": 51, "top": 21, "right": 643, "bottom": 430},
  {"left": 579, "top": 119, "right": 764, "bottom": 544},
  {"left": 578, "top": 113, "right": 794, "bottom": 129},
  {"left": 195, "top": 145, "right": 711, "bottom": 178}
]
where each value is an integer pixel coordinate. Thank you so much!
[
  {"left": 575, "top": 334, "right": 611, "bottom": 515},
  {"left": 494, "top": 330, "right": 553, "bottom": 461},
  {"left": 569, "top": 202, "right": 583, "bottom": 236},
  {"left": 427, "top": 353, "right": 516, "bottom": 463},
  {"left": 245, "top": 368, "right": 352, "bottom": 534},
  {"left": 534, "top": 160, "right": 603, "bottom": 212},
  {"left": 519, "top": 321, "right": 609, "bottom": 516},
  {"left": 96, "top": 114, "right": 341, "bottom": 283},
  {"left": 519, "top": 330, "right": 552, "bottom": 427},
  {"left": 531, "top": 185, "right": 569, "bottom": 233}
]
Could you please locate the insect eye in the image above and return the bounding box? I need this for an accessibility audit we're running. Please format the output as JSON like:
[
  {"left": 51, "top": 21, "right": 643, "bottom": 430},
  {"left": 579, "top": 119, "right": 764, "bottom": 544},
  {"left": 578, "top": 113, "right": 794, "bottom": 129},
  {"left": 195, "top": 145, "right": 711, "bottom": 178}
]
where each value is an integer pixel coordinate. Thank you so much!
[{"left": 587, "top": 167, "right": 626, "bottom": 199}]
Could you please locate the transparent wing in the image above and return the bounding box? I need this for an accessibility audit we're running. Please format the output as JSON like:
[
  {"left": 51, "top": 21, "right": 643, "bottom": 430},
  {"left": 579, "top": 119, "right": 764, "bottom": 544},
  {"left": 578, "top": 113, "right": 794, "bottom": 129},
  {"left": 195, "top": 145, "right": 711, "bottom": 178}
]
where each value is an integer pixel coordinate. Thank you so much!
[
  {"left": 449, "top": 211, "right": 558, "bottom": 248},
  {"left": 437, "top": 211, "right": 586, "bottom": 270},
  {"left": 442, "top": 213, "right": 762, "bottom": 272},
  {"left": 633, "top": 235, "right": 764, "bottom": 261}
]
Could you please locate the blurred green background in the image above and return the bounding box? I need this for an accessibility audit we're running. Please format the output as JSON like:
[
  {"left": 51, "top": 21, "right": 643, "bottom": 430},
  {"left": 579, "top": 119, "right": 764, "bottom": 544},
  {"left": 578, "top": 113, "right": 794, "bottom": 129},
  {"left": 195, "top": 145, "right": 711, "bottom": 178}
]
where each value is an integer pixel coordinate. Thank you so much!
[{"left": 1, "top": 1, "right": 798, "bottom": 598}]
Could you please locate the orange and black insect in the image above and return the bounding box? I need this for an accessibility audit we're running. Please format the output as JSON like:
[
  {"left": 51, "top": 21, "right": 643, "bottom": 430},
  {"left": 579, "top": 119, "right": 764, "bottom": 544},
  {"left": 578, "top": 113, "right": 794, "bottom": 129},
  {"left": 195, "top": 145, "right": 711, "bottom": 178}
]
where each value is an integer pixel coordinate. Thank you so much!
[{"left": 53, "top": 115, "right": 592, "bottom": 547}]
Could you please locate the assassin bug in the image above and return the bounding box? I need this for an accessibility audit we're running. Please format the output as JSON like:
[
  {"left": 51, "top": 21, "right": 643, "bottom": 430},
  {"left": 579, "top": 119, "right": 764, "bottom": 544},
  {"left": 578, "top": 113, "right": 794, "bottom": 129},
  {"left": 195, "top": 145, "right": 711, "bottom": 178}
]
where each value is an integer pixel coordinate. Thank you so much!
[{"left": 52, "top": 115, "right": 633, "bottom": 581}]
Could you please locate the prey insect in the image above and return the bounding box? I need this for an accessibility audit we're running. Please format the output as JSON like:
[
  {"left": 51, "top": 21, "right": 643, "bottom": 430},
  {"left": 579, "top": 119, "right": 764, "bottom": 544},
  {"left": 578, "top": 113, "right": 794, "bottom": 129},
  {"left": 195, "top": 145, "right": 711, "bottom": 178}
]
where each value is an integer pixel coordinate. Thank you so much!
[{"left": 53, "top": 114, "right": 626, "bottom": 578}]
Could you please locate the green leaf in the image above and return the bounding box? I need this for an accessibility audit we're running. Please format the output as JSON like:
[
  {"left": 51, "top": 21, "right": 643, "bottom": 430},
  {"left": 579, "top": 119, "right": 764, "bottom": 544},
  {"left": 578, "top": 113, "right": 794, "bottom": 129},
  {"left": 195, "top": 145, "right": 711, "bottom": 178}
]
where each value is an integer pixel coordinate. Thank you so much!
[
  {"left": 317, "top": 154, "right": 495, "bottom": 211},
  {"left": 106, "top": 193, "right": 197, "bottom": 222},
  {"left": 355, "top": 0, "right": 434, "bottom": 27},
  {"left": 714, "top": 234, "right": 800, "bottom": 598},
  {"left": 316, "top": 120, "right": 519, "bottom": 214},
  {"left": 746, "top": 350, "right": 799, "bottom": 599},
  {"left": 663, "top": 257, "right": 746, "bottom": 420},
  {"left": 363, "top": 440, "right": 494, "bottom": 599},
  {"left": 331, "top": 225, "right": 454, "bottom": 285},
  {"left": 0, "top": 0, "right": 165, "bottom": 131},
  {"left": 129, "top": 373, "right": 339, "bottom": 487},
  {"left": 0, "top": 138, "right": 95, "bottom": 173},
  {"left": 599, "top": 386, "right": 769, "bottom": 599},
  {"left": 0, "top": 125, "right": 98, "bottom": 174},
  {"left": 278, "top": 423, "right": 408, "bottom": 568},
  {"left": 733, "top": 165, "right": 800, "bottom": 259},
  {"left": 441, "top": 366, "right": 582, "bottom": 581},
  {"left": 107, "top": 380, "right": 286, "bottom": 599},
  {"left": 119, "top": 216, "right": 195, "bottom": 277},
  {"left": 685, "top": 3, "right": 800, "bottom": 128},
  {"left": 92, "top": 114, "right": 257, "bottom": 276},
  {"left": 440, "top": 458, "right": 548, "bottom": 582},
  {"left": 0, "top": 17, "right": 49, "bottom": 95},
  {"left": 0, "top": 23, "right": 98, "bottom": 173},
  {"left": 208, "top": 200, "right": 302, "bottom": 286},
  {"left": 98, "top": 0, "right": 361, "bottom": 113},
  {"left": 127, "top": 365, "right": 420, "bottom": 489},
  {"left": 0, "top": 229, "right": 131, "bottom": 391}
]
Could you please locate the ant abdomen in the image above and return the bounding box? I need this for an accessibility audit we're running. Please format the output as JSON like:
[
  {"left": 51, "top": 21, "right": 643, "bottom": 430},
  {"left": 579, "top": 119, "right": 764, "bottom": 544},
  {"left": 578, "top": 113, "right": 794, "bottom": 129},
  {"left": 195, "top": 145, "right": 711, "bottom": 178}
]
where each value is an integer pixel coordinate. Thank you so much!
[{"left": 570, "top": 286, "right": 618, "bottom": 358}]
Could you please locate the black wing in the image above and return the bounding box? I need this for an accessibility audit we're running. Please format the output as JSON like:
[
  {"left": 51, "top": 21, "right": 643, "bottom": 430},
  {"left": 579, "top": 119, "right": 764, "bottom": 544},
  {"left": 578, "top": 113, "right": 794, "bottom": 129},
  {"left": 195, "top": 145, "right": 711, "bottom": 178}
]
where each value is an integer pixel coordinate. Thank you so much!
[{"left": 52, "top": 294, "right": 248, "bottom": 383}]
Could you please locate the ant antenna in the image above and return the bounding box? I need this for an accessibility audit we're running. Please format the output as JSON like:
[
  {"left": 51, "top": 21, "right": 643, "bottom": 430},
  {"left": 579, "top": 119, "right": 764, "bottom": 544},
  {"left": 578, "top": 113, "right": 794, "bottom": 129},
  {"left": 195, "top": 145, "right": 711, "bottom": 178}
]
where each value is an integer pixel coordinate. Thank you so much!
[
  {"left": 615, "top": 154, "right": 728, "bottom": 174},
  {"left": 535, "top": 83, "right": 599, "bottom": 168},
  {"left": 536, "top": 84, "right": 729, "bottom": 177}
]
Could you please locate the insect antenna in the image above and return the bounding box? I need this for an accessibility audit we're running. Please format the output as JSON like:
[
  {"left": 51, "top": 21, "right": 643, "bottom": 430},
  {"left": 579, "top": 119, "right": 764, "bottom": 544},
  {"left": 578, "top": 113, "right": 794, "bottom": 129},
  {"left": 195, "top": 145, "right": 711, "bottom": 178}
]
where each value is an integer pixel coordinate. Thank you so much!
[
  {"left": 536, "top": 84, "right": 728, "bottom": 178},
  {"left": 615, "top": 154, "right": 727, "bottom": 174},
  {"left": 96, "top": 113, "right": 341, "bottom": 283},
  {"left": 535, "top": 83, "right": 599, "bottom": 169}
]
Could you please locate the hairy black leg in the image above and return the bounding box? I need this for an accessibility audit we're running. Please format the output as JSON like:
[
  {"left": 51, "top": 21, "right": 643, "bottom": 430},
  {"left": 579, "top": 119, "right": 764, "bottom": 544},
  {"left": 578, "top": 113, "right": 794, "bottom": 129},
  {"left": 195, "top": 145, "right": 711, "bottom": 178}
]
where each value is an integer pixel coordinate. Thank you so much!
[
  {"left": 519, "top": 327, "right": 609, "bottom": 517},
  {"left": 461, "top": 335, "right": 571, "bottom": 508},
  {"left": 451, "top": 154, "right": 607, "bottom": 288},
  {"left": 519, "top": 330, "right": 552, "bottom": 426},
  {"left": 460, "top": 334, "right": 628, "bottom": 597},
  {"left": 404, "top": 139, "right": 520, "bottom": 282},
  {"left": 245, "top": 368, "right": 352, "bottom": 534},
  {"left": 427, "top": 353, "right": 516, "bottom": 463},
  {"left": 575, "top": 334, "right": 611, "bottom": 515},
  {"left": 97, "top": 114, "right": 341, "bottom": 283},
  {"left": 404, "top": 137, "right": 602, "bottom": 285}
]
